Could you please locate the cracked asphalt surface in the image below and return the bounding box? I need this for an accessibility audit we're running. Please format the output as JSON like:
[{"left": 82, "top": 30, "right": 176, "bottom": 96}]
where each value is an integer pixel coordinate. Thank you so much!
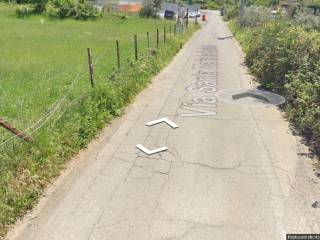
[{"left": 7, "top": 11, "right": 320, "bottom": 240}]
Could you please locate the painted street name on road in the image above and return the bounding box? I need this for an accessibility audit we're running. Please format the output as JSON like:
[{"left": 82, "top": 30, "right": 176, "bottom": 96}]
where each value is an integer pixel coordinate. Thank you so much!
[{"left": 179, "top": 45, "right": 218, "bottom": 117}]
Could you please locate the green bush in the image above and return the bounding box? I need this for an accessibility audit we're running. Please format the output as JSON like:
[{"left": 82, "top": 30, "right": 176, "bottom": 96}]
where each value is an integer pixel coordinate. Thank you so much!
[
  {"left": 202, "top": 1, "right": 220, "bottom": 10},
  {"left": 245, "top": 21, "right": 291, "bottom": 91},
  {"left": 45, "top": 0, "right": 101, "bottom": 19},
  {"left": 238, "top": 6, "right": 274, "bottom": 27},
  {"left": 139, "top": 3, "right": 156, "bottom": 18},
  {"left": 15, "top": 5, "right": 32, "bottom": 17},
  {"left": 293, "top": 12, "right": 320, "bottom": 30},
  {"left": 223, "top": 5, "right": 239, "bottom": 21},
  {"left": 28, "top": 0, "right": 48, "bottom": 13},
  {"left": 246, "top": 0, "right": 279, "bottom": 6},
  {"left": 72, "top": 0, "right": 101, "bottom": 19},
  {"left": 111, "top": 11, "right": 128, "bottom": 20},
  {"left": 14, "top": 0, "right": 101, "bottom": 19},
  {"left": 231, "top": 19, "right": 320, "bottom": 152},
  {"left": 285, "top": 63, "right": 320, "bottom": 149},
  {"left": 139, "top": 0, "right": 162, "bottom": 18},
  {"left": 245, "top": 23, "right": 319, "bottom": 93}
]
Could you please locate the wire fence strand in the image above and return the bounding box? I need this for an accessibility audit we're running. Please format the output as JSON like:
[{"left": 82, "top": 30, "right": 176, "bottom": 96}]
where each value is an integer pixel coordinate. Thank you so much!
[{"left": 0, "top": 22, "right": 190, "bottom": 149}]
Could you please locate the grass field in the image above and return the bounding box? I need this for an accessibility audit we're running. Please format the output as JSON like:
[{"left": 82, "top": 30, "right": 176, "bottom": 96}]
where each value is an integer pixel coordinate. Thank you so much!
[
  {"left": 0, "top": 4, "right": 172, "bottom": 132},
  {"left": 0, "top": 3, "right": 198, "bottom": 238}
]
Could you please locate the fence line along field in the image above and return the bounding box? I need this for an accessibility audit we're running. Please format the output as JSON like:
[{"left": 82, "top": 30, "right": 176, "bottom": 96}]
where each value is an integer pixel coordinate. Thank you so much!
[
  {"left": 0, "top": 3, "right": 198, "bottom": 238},
  {"left": 0, "top": 4, "right": 164, "bottom": 134}
]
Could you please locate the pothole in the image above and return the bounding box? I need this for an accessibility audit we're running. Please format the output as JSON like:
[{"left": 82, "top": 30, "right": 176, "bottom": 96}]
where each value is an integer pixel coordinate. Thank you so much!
[{"left": 216, "top": 88, "right": 285, "bottom": 107}]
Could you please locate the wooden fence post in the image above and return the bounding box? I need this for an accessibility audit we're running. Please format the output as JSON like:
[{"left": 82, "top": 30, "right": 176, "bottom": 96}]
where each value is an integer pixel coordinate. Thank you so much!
[
  {"left": 186, "top": 8, "right": 189, "bottom": 28},
  {"left": 174, "top": 24, "right": 176, "bottom": 35},
  {"left": 147, "top": 31, "right": 150, "bottom": 49},
  {"left": 156, "top": 28, "right": 159, "bottom": 47},
  {"left": 0, "top": 118, "right": 32, "bottom": 142},
  {"left": 116, "top": 40, "right": 120, "bottom": 69},
  {"left": 134, "top": 34, "right": 138, "bottom": 61},
  {"left": 87, "top": 48, "right": 94, "bottom": 88},
  {"left": 170, "top": 25, "right": 172, "bottom": 35}
]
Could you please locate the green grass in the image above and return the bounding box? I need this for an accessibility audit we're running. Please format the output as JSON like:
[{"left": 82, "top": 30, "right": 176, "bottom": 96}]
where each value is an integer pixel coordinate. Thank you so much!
[
  {"left": 228, "top": 20, "right": 253, "bottom": 51},
  {"left": 0, "top": 3, "right": 199, "bottom": 238},
  {"left": 0, "top": 3, "right": 170, "bottom": 130}
]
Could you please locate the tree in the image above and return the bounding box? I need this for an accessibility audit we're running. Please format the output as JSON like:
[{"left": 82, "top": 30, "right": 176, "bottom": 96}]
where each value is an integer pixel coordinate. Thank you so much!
[
  {"left": 139, "top": 0, "right": 163, "bottom": 18},
  {"left": 28, "top": 0, "right": 48, "bottom": 12},
  {"left": 153, "top": 0, "right": 163, "bottom": 13}
]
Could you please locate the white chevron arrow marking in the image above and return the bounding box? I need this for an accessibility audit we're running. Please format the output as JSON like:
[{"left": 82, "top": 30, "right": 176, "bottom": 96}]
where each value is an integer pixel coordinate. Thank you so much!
[
  {"left": 146, "top": 117, "right": 178, "bottom": 129},
  {"left": 136, "top": 144, "right": 168, "bottom": 155}
]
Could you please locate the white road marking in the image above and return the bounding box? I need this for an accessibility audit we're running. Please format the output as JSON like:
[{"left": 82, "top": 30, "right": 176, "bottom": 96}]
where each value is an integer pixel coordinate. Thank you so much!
[
  {"left": 136, "top": 144, "right": 168, "bottom": 155},
  {"left": 145, "top": 117, "right": 178, "bottom": 129},
  {"left": 179, "top": 105, "right": 217, "bottom": 117}
]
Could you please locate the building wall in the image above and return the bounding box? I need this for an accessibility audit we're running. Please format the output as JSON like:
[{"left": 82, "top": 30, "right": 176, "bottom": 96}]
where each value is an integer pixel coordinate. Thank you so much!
[{"left": 117, "top": 4, "right": 142, "bottom": 12}]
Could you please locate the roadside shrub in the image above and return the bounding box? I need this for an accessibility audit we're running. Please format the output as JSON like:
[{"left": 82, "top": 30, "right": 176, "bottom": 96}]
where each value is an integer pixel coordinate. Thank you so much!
[
  {"left": 44, "top": 1, "right": 58, "bottom": 16},
  {"left": 292, "top": 12, "right": 320, "bottom": 30},
  {"left": 238, "top": 6, "right": 274, "bottom": 27},
  {"left": 246, "top": 23, "right": 320, "bottom": 93},
  {"left": 15, "top": 5, "right": 32, "bottom": 17},
  {"left": 232, "top": 19, "right": 320, "bottom": 153},
  {"left": 223, "top": 5, "right": 239, "bottom": 21},
  {"left": 28, "top": 0, "right": 48, "bottom": 13},
  {"left": 307, "top": 3, "right": 320, "bottom": 15},
  {"left": 111, "top": 11, "right": 128, "bottom": 20},
  {"left": 245, "top": 21, "right": 298, "bottom": 92},
  {"left": 246, "top": 0, "right": 279, "bottom": 6},
  {"left": 71, "top": 0, "right": 101, "bottom": 19},
  {"left": 139, "top": 0, "right": 162, "bottom": 18},
  {"left": 202, "top": 1, "right": 220, "bottom": 10},
  {"left": 139, "top": 2, "right": 156, "bottom": 18},
  {"left": 15, "top": 0, "right": 101, "bottom": 19},
  {"left": 45, "top": 0, "right": 101, "bottom": 19},
  {"left": 285, "top": 63, "right": 320, "bottom": 151}
]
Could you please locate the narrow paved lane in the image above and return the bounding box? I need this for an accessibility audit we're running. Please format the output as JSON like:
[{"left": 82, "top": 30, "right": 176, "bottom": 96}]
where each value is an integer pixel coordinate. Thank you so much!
[{"left": 8, "top": 11, "right": 320, "bottom": 240}]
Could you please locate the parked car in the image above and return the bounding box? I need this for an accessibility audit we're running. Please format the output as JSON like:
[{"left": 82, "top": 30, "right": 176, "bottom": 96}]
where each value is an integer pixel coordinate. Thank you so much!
[
  {"left": 164, "top": 10, "right": 176, "bottom": 19},
  {"left": 189, "top": 11, "right": 200, "bottom": 18}
]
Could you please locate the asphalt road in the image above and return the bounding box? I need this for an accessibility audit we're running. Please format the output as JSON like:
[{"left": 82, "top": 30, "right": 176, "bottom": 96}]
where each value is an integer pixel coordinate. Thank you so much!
[{"left": 8, "top": 11, "right": 320, "bottom": 240}]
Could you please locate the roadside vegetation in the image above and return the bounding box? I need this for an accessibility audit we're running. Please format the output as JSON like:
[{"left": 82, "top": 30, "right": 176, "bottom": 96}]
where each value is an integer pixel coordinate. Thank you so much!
[
  {"left": 11, "top": 0, "right": 101, "bottom": 19},
  {"left": 165, "top": 0, "right": 223, "bottom": 10},
  {"left": 200, "top": 0, "right": 223, "bottom": 10},
  {"left": 226, "top": 3, "right": 320, "bottom": 154},
  {"left": 139, "top": 0, "right": 162, "bottom": 17},
  {"left": 0, "top": 2, "right": 199, "bottom": 238}
]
